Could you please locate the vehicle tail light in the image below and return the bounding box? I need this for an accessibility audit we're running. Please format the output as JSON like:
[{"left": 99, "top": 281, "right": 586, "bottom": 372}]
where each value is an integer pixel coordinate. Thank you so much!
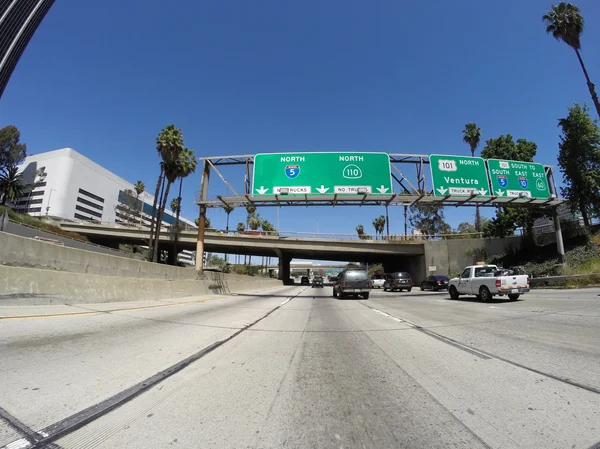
[
  {"left": 341, "top": 282, "right": 345, "bottom": 288},
  {"left": 369, "top": 281, "right": 373, "bottom": 288},
  {"left": 495, "top": 279, "right": 501, "bottom": 288},
  {"left": 410, "top": 279, "right": 413, "bottom": 285},
  {"left": 393, "top": 279, "right": 397, "bottom": 285},
  {"left": 527, "top": 277, "right": 530, "bottom": 287},
  {"left": 437, "top": 280, "right": 441, "bottom": 285}
]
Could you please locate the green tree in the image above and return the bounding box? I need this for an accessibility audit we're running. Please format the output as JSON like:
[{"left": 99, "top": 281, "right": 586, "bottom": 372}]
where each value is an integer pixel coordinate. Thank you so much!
[
  {"left": 462, "top": 123, "right": 483, "bottom": 231},
  {"left": 172, "top": 148, "right": 197, "bottom": 263},
  {"left": 170, "top": 197, "right": 180, "bottom": 215},
  {"left": 148, "top": 125, "right": 185, "bottom": 261},
  {"left": 409, "top": 203, "right": 451, "bottom": 238},
  {"left": 150, "top": 126, "right": 187, "bottom": 262},
  {"left": 543, "top": 2, "right": 600, "bottom": 118},
  {"left": 372, "top": 215, "right": 385, "bottom": 239},
  {"left": 481, "top": 135, "right": 547, "bottom": 237},
  {"left": 223, "top": 203, "right": 235, "bottom": 232},
  {"left": 196, "top": 216, "right": 212, "bottom": 229},
  {"left": 133, "top": 180, "right": 145, "bottom": 224},
  {"left": 447, "top": 221, "right": 478, "bottom": 239},
  {"left": 356, "top": 224, "right": 365, "bottom": 239},
  {"left": 462, "top": 123, "right": 481, "bottom": 157},
  {"left": 0, "top": 125, "right": 27, "bottom": 171},
  {"left": 557, "top": 103, "right": 600, "bottom": 226},
  {"left": 0, "top": 166, "right": 26, "bottom": 206},
  {"left": 247, "top": 213, "right": 262, "bottom": 231},
  {"left": 236, "top": 222, "right": 245, "bottom": 233},
  {"left": 261, "top": 219, "right": 276, "bottom": 234}
]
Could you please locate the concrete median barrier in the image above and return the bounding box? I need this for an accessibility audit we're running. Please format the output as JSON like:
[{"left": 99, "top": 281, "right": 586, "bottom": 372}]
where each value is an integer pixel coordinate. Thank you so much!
[{"left": 0, "top": 265, "right": 282, "bottom": 305}]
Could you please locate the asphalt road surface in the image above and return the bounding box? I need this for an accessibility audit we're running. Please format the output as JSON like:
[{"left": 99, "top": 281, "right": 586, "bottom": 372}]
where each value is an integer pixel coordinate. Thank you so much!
[{"left": 1, "top": 285, "right": 599, "bottom": 449}]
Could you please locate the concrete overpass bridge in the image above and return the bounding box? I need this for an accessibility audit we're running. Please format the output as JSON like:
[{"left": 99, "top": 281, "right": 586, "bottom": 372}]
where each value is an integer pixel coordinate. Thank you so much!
[
  {"left": 59, "top": 222, "right": 525, "bottom": 284},
  {"left": 59, "top": 223, "right": 426, "bottom": 281}
]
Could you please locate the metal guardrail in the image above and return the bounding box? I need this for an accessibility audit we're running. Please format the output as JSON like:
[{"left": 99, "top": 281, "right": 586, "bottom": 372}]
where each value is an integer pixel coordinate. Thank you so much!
[{"left": 530, "top": 274, "right": 599, "bottom": 286}]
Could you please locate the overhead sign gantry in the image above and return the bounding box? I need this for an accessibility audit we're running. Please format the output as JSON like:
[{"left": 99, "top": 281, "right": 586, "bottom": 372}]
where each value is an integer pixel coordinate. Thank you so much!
[{"left": 193, "top": 152, "right": 566, "bottom": 272}]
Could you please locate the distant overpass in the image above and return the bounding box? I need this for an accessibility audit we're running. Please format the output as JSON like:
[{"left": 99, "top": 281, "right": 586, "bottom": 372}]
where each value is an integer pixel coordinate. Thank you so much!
[
  {"left": 59, "top": 223, "right": 424, "bottom": 261},
  {"left": 58, "top": 222, "right": 526, "bottom": 284}
]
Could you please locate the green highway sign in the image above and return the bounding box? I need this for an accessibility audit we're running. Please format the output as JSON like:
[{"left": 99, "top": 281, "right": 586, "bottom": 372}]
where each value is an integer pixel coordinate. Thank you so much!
[
  {"left": 487, "top": 159, "right": 550, "bottom": 199},
  {"left": 429, "top": 154, "right": 490, "bottom": 197},
  {"left": 252, "top": 152, "right": 392, "bottom": 196}
]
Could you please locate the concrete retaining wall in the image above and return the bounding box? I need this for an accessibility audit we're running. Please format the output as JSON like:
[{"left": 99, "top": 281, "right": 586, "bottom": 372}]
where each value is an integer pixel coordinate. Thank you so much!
[
  {"left": 0, "top": 266, "right": 282, "bottom": 305},
  {"left": 0, "top": 231, "right": 200, "bottom": 280},
  {"left": 423, "top": 236, "right": 525, "bottom": 278}
]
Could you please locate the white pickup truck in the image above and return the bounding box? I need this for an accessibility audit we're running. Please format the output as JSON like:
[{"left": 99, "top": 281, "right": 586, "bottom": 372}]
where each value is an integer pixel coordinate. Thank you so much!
[{"left": 448, "top": 264, "right": 530, "bottom": 301}]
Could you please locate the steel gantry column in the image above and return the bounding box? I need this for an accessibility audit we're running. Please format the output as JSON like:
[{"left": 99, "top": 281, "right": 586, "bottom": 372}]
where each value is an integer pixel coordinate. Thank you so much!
[{"left": 196, "top": 160, "right": 211, "bottom": 273}]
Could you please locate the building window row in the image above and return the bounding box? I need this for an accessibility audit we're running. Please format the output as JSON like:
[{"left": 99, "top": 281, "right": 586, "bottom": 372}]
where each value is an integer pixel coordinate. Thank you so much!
[
  {"left": 24, "top": 190, "right": 45, "bottom": 197},
  {"left": 78, "top": 188, "right": 104, "bottom": 203},
  {"left": 76, "top": 196, "right": 104, "bottom": 211},
  {"left": 16, "top": 198, "right": 43, "bottom": 206},
  {"left": 74, "top": 212, "right": 99, "bottom": 222},
  {"left": 28, "top": 207, "right": 42, "bottom": 213},
  {"left": 75, "top": 204, "right": 102, "bottom": 219}
]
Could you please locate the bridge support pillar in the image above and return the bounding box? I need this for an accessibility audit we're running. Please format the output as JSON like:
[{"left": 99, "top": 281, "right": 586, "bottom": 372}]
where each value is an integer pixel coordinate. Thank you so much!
[
  {"left": 553, "top": 206, "right": 566, "bottom": 264},
  {"left": 278, "top": 254, "right": 292, "bottom": 284}
]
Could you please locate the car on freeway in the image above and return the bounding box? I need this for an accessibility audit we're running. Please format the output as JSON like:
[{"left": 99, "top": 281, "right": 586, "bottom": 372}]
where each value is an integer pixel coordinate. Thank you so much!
[
  {"left": 333, "top": 269, "right": 372, "bottom": 299},
  {"left": 448, "top": 263, "right": 530, "bottom": 301},
  {"left": 420, "top": 275, "right": 450, "bottom": 291},
  {"left": 383, "top": 272, "right": 413, "bottom": 292},
  {"left": 312, "top": 276, "right": 324, "bottom": 288},
  {"left": 370, "top": 274, "right": 386, "bottom": 289},
  {"left": 300, "top": 276, "right": 310, "bottom": 285}
]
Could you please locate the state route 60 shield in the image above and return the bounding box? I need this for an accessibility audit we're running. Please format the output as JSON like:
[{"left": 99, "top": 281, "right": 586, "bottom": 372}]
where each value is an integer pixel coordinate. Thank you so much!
[
  {"left": 518, "top": 177, "right": 528, "bottom": 189},
  {"left": 285, "top": 165, "right": 300, "bottom": 179},
  {"left": 497, "top": 175, "right": 508, "bottom": 188}
]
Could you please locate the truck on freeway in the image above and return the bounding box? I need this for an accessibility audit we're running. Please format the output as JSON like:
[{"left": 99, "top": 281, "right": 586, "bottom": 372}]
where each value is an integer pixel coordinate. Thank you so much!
[{"left": 448, "top": 264, "right": 530, "bottom": 301}]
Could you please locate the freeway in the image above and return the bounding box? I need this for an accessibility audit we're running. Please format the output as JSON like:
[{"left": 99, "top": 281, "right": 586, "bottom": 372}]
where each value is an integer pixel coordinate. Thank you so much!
[{"left": 0, "top": 286, "right": 599, "bottom": 448}]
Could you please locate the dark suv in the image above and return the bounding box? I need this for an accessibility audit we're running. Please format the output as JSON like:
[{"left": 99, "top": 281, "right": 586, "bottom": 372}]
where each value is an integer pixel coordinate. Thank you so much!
[
  {"left": 333, "top": 269, "right": 372, "bottom": 299},
  {"left": 383, "top": 272, "right": 413, "bottom": 292},
  {"left": 312, "top": 276, "right": 324, "bottom": 288}
]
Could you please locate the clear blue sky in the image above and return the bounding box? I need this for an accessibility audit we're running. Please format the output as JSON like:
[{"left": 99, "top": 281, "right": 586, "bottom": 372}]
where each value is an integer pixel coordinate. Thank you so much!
[{"left": 2, "top": 0, "right": 599, "bottom": 238}]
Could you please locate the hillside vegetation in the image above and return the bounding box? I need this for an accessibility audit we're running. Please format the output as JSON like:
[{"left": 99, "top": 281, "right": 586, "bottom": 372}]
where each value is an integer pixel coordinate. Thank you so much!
[{"left": 0, "top": 206, "right": 88, "bottom": 242}]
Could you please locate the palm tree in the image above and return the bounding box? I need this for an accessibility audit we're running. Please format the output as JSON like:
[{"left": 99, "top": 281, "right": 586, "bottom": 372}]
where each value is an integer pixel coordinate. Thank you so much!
[
  {"left": 462, "top": 123, "right": 481, "bottom": 157},
  {"left": 372, "top": 215, "right": 385, "bottom": 239},
  {"left": 356, "top": 224, "right": 365, "bottom": 239},
  {"left": 543, "top": 2, "right": 600, "bottom": 118},
  {"left": 172, "top": 149, "right": 197, "bottom": 263},
  {"left": 150, "top": 126, "right": 186, "bottom": 262},
  {"left": 148, "top": 125, "right": 185, "bottom": 260},
  {"left": 195, "top": 216, "right": 211, "bottom": 229},
  {"left": 462, "top": 122, "right": 483, "bottom": 232},
  {"left": 133, "top": 180, "right": 145, "bottom": 226},
  {"left": 236, "top": 222, "right": 245, "bottom": 233},
  {"left": 0, "top": 166, "right": 26, "bottom": 206},
  {"left": 223, "top": 204, "right": 234, "bottom": 232}
]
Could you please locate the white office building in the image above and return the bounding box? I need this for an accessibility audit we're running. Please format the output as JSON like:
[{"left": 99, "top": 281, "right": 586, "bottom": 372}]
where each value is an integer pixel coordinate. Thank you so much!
[{"left": 16, "top": 148, "right": 196, "bottom": 228}]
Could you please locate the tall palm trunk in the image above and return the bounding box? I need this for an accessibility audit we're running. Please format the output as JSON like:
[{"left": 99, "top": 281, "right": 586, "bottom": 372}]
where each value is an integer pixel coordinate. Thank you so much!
[
  {"left": 147, "top": 168, "right": 164, "bottom": 260},
  {"left": 172, "top": 178, "right": 183, "bottom": 265},
  {"left": 574, "top": 48, "right": 600, "bottom": 119},
  {"left": 153, "top": 180, "right": 172, "bottom": 263}
]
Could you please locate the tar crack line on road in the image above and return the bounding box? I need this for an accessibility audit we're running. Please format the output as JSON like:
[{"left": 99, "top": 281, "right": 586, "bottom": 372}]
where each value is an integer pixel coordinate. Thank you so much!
[
  {"left": 358, "top": 301, "right": 600, "bottom": 395},
  {"left": 0, "top": 288, "right": 309, "bottom": 449}
]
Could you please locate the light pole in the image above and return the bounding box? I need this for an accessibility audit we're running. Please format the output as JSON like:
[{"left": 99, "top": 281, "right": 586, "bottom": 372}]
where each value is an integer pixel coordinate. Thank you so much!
[
  {"left": 45, "top": 188, "right": 57, "bottom": 217},
  {"left": 316, "top": 217, "right": 319, "bottom": 237}
]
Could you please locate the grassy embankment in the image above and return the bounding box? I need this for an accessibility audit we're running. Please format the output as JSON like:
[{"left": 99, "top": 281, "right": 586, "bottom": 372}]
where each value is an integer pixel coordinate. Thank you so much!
[{"left": 0, "top": 205, "right": 88, "bottom": 242}]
